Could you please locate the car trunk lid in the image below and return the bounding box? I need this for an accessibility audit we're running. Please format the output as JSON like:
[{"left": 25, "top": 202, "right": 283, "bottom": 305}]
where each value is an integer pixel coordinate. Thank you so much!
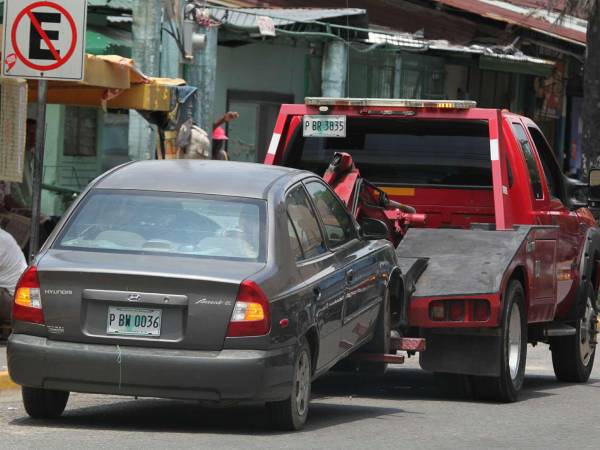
[{"left": 37, "top": 249, "right": 265, "bottom": 351}]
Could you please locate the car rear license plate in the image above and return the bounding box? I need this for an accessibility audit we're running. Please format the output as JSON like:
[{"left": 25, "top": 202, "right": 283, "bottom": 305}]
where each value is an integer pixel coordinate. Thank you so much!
[
  {"left": 107, "top": 307, "right": 162, "bottom": 336},
  {"left": 303, "top": 115, "right": 346, "bottom": 138}
]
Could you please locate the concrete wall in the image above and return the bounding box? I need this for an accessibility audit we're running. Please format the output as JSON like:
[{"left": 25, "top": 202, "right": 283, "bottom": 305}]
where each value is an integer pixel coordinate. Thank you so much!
[{"left": 214, "top": 40, "right": 309, "bottom": 118}]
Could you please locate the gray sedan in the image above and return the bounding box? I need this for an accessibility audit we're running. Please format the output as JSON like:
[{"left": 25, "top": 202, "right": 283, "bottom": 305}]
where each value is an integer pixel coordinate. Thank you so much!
[{"left": 8, "top": 160, "right": 399, "bottom": 430}]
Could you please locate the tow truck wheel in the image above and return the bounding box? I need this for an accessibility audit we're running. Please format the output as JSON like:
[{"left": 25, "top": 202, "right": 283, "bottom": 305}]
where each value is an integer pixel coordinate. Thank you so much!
[
  {"left": 471, "top": 280, "right": 527, "bottom": 402},
  {"left": 266, "top": 337, "right": 311, "bottom": 430},
  {"left": 551, "top": 282, "right": 597, "bottom": 383},
  {"left": 22, "top": 386, "right": 69, "bottom": 419}
]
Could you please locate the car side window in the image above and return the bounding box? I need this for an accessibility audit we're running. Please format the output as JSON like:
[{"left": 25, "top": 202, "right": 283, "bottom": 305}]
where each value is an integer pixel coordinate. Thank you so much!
[
  {"left": 305, "top": 180, "right": 355, "bottom": 247},
  {"left": 287, "top": 215, "right": 304, "bottom": 261},
  {"left": 286, "top": 185, "right": 327, "bottom": 259},
  {"left": 528, "top": 127, "right": 563, "bottom": 201},
  {"left": 512, "top": 123, "right": 543, "bottom": 200}
]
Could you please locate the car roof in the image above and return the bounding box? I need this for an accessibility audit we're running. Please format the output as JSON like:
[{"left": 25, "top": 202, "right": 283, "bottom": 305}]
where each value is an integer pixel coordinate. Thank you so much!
[{"left": 93, "top": 160, "right": 303, "bottom": 199}]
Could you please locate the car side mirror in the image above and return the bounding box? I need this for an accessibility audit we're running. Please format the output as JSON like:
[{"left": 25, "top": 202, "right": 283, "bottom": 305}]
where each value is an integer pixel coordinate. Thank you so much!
[
  {"left": 360, "top": 218, "right": 389, "bottom": 240},
  {"left": 589, "top": 168, "right": 600, "bottom": 208}
]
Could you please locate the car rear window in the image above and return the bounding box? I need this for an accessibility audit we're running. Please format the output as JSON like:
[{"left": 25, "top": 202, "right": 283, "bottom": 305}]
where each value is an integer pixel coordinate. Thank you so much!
[
  {"left": 284, "top": 118, "right": 492, "bottom": 187},
  {"left": 55, "top": 191, "right": 266, "bottom": 262}
]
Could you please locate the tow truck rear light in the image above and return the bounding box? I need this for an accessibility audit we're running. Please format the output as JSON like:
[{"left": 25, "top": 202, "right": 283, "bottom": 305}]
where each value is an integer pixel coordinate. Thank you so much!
[
  {"left": 448, "top": 301, "right": 465, "bottom": 321},
  {"left": 473, "top": 300, "right": 491, "bottom": 321},
  {"left": 430, "top": 301, "right": 445, "bottom": 321},
  {"left": 13, "top": 266, "right": 44, "bottom": 324},
  {"left": 226, "top": 280, "right": 271, "bottom": 337},
  {"left": 305, "top": 97, "right": 476, "bottom": 109}
]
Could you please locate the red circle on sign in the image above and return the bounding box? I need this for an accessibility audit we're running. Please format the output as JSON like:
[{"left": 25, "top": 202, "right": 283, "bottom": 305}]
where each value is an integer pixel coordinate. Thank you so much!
[{"left": 10, "top": 1, "right": 78, "bottom": 72}]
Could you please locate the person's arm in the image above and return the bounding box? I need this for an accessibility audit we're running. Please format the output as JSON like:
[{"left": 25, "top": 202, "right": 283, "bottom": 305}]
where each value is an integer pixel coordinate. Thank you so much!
[{"left": 213, "top": 111, "right": 239, "bottom": 130}]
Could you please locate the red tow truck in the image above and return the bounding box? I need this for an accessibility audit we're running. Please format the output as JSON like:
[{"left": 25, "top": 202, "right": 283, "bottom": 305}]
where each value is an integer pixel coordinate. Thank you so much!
[{"left": 264, "top": 98, "right": 599, "bottom": 401}]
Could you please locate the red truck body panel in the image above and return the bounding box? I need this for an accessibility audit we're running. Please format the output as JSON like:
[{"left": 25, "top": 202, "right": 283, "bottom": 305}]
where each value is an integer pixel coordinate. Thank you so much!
[{"left": 264, "top": 101, "right": 597, "bottom": 331}]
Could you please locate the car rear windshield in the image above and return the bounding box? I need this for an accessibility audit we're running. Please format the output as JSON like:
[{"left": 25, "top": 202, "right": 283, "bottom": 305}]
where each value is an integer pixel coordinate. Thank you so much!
[
  {"left": 55, "top": 190, "right": 266, "bottom": 262},
  {"left": 284, "top": 118, "right": 492, "bottom": 187}
]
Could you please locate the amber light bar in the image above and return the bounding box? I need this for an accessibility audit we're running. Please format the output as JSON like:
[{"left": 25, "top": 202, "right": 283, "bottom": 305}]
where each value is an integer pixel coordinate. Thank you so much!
[{"left": 305, "top": 97, "right": 477, "bottom": 109}]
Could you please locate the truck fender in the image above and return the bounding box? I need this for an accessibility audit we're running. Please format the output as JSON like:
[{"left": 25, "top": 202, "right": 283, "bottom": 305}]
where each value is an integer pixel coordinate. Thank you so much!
[{"left": 574, "top": 227, "right": 600, "bottom": 317}]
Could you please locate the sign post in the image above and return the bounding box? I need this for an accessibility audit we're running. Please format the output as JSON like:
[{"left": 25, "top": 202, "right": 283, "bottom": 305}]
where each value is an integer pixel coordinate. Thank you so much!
[
  {"left": 29, "top": 80, "right": 47, "bottom": 262},
  {"left": 1, "top": 0, "right": 87, "bottom": 261}
]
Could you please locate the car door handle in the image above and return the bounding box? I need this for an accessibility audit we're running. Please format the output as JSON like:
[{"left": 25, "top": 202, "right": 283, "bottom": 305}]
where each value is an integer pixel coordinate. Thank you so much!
[
  {"left": 313, "top": 287, "right": 322, "bottom": 301},
  {"left": 346, "top": 269, "right": 354, "bottom": 282}
]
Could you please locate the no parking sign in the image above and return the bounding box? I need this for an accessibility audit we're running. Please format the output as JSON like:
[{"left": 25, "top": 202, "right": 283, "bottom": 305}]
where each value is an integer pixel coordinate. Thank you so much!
[{"left": 1, "top": 0, "right": 87, "bottom": 80}]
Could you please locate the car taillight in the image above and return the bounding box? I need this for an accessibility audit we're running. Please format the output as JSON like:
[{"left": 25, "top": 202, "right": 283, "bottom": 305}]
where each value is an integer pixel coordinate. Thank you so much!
[
  {"left": 13, "top": 266, "right": 44, "bottom": 324},
  {"left": 226, "top": 280, "right": 271, "bottom": 337}
]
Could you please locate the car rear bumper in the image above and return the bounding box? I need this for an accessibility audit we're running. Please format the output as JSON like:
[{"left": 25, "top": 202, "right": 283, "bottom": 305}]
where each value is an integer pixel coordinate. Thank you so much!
[{"left": 8, "top": 334, "right": 295, "bottom": 403}]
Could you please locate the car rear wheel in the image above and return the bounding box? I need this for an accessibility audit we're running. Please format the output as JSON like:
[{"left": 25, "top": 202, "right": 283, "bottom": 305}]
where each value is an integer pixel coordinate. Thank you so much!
[
  {"left": 471, "top": 280, "right": 527, "bottom": 402},
  {"left": 22, "top": 386, "right": 69, "bottom": 419},
  {"left": 551, "top": 283, "right": 597, "bottom": 382},
  {"left": 357, "top": 289, "right": 391, "bottom": 376},
  {"left": 266, "top": 337, "right": 311, "bottom": 431}
]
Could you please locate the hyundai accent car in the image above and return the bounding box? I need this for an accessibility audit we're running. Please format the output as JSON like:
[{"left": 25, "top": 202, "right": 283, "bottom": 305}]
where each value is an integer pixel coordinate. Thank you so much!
[{"left": 8, "top": 160, "right": 399, "bottom": 430}]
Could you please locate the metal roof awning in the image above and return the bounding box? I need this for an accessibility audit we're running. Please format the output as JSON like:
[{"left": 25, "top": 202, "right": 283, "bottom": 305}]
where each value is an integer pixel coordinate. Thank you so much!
[
  {"left": 433, "top": 0, "right": 587, "bottom": 46},
  {"left": 87, "top": 0, "right": 132, "bottom": 11},
  {"left": 428, "top": 39, "right": 556, "bottom": 76},
  {"left": 211, "top": 7, "right": 367, "bottom": 29},
  {"left": 86, "top": 27, "right": 132, "bottom": 56},
  {"left": 368, "top": 31, "right": 555, "bottom": 76}
]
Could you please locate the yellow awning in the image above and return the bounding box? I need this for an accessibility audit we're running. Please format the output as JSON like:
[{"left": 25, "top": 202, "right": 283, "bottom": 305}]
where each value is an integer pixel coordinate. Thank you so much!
[{"left": 23, "top": 55, "right": 186, "bottom": 111}]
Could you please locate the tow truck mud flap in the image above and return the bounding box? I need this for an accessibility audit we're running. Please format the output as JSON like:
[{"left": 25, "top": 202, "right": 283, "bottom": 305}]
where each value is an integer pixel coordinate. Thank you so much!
[{"left": 419, "top": 329, "right": 501, "bottom": 376}]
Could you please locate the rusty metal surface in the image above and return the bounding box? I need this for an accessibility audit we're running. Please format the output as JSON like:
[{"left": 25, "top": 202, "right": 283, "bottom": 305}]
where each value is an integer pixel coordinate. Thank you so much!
[
  {"left": 349, "top": 353, "right": 406, "bottom": 364},
  {"left": 391, "top": 337, "right": 426, "bottom": 352},
  {"left": 434, "top": 0, "right": 586, "bottom": 44}
]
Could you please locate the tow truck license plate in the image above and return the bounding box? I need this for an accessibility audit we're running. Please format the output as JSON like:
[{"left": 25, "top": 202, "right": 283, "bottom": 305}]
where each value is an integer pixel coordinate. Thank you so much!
[
  {"left": 107, "top": 307, "right": 162, "bottom": 336},
  {"left": 303, "top": 115, "right": 346, "bottom": 138}
]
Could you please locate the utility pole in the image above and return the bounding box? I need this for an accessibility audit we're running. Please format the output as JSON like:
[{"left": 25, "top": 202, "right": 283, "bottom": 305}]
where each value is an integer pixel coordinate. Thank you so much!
[
  {"left": 182, "top": 3, "right": 218, "bottom": 134},
  {"left": 321, "top": 40, "right": 349, "bottom": 97},
  {"left": 129, "top": 0, "right": 162, "bottom": 161},
  {"left": 184, "top": 26, "right": 217, "bottom": 134}
]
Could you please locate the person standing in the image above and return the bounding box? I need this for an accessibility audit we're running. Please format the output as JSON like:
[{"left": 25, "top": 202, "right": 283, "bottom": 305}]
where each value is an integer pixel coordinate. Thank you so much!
[
  {"left": 0, "top": 228, "right": 27, "bottom": 327},
  {"left": 212, "top": 126, "right": 229, "bottom": 160},
  {"left": 212, "top": 111, "right": 239, "bottom": 160}
]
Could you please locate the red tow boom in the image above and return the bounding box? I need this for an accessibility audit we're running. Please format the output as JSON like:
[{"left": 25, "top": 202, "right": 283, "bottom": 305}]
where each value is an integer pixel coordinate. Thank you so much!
[{"left": 322, "top": 152, "right": 426, "bottom": 246}]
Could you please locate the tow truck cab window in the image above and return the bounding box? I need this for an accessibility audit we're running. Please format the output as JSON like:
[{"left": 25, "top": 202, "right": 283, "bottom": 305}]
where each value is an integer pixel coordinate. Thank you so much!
[
  {"left": 305, "top": 180, "right": 355, "bottom": 247},
  {"left": 512, "top": 123, "right": 544, "bottom": 200},
  {"left": 527, "top": 127, "right": 564, "bottom": 201},
  {"left": 286, "top": 185, "right": 327, "bottom": 259},
  {"left": 285, "top": 118, "right": 492, "bottom": 187}
]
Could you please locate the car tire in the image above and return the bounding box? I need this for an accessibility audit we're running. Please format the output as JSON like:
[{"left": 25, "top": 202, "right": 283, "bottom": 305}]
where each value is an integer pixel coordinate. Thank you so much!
[
  {"left": 357, "top": 289, "right": 391, "bottom": 376},
  {"left": 22, "top": 386, "right": 69, "bottom": 419},
  {"left": 551, "top": 282, "right": 597, "bottom": 382},
  {"left": 471, "top": 280, "right": 527, "bottom": 402},
  {"left": 266, "top": 337, "right": 311, "bottom": 431}
]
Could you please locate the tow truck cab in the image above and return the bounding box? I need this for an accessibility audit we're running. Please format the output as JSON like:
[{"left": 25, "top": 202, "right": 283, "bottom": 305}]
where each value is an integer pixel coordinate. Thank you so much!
[{"left": 265, "top": 98, "right": 599, "bottom": 400}]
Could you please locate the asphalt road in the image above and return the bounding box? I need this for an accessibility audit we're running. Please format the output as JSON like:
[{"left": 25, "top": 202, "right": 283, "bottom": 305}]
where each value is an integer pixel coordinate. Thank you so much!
[{"left": 0, "top": 344, "right": 598, "bottom": 450}]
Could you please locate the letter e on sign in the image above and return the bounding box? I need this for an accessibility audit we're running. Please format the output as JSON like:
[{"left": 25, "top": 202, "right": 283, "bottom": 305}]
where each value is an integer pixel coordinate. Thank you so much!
[{"left": 1, "top": 0, "right": 88, "bottom": 81}]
